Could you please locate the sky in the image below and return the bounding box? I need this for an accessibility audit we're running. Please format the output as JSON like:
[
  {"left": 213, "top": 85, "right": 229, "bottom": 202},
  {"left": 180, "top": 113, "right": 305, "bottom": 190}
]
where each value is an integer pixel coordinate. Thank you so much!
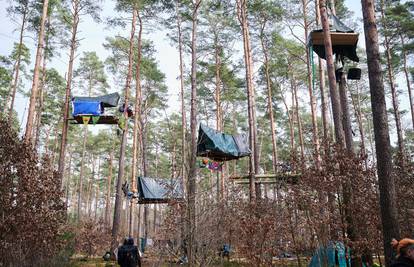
[{"left": 0, "top": 0, "right": 409, "bottom": 145}]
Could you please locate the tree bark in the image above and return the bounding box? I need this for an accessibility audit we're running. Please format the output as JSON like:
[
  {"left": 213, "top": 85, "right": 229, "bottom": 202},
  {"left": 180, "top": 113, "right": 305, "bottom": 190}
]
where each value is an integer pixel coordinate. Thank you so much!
[
  {"left": 319, "top": 0, "right": 345, "bottom": 148},
  {"left": 111, "top": 8, "right": 136, "bottom": 255},
  {"left": 77, "top": 127, "right": 88, "bottom": 221},
  {"left": 259, "top": 24, "right": 278, "bottom": 174},
  {"left": 237, "top": 0, "right": 258, "bottom": 201},
  {"left": 105, "top": 148, "right": 114, "bottom": 228},
  {"left": 400, "top": 35, "right": 414, "bottom": 130},
  {"left": 302, "top": 0, "right": 321, "bottom": 168},
  {"left": 187, "top": 1, "right": 202, "bottom": 264},
  {"left": 5, "top": 2, "right": 28, "bottom": 120},
  {"left": 24, "top": 0, "right": 49, "bottom": 142},
  {"left": 361, "top": 0, "right": 401, "bottom": 265},
  {"left": 130, "top": 6, "right": 143, "bottom": 238},
  {"left": 57, "top": 1, "right": 80, "bottom": 184},
  {"left": 380, "top": 2, "right": 404, "bottom": 155}
]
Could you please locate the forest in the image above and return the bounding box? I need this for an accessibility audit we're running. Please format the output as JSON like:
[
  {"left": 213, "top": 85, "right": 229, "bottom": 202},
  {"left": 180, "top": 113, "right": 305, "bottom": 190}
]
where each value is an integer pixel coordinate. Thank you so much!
[{"left": 0, "top": 0, "right": 413, "bottom": 266}]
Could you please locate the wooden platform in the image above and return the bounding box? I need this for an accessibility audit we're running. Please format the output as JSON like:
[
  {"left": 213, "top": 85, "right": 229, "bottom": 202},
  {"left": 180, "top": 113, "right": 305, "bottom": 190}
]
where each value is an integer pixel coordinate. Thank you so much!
[
  {"left": 310, "top": 31, "right": 359, "bottom": 46},
  {"left": 69, "top": 115, "right": 119, "bottom": 125},
  {"left": 229, "top": 173, "right": 300, "bottom": 185}
]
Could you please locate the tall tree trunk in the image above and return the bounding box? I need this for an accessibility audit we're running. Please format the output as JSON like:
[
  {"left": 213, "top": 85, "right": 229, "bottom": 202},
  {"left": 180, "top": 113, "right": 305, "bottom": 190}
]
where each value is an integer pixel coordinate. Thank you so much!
[
  {"left": 5, "top": 2, "right": 28, "bottom": 120},
  {"left": 130, "top": 7, "right": 142, "bottom": 238},
  {"left": 400, "top": 35, "right": 414, "bottom": 130},
  {"left": 111, "top": 8, "right": 136, "bottom": 255},
  {"left": 339, "top": 74, "right": 354, "bottom": 153},
  {"left": 105, "top": 148, "right": 114, "bottom": 228},
  {"left": 65, "top": 148, "right": 73, "bottom": 212},
  {"left": 319, "top": 0, "right": 345, "bottom": 147},
  {"left": 77, "top": 130, "right": 88, "bottom": 220},
  {"left": 237, "top": 0, "right": 259, "bottom": 201},
  {"left": 187, "top": 1, "right": 202, "bottom": 264},
  {"left": 214, "top": 34, "right": 225, "bottom": 200},
  {"left": 361, "top": 0, "right": 401, "bottom": 265},
  {"left": 350, "top": 83, "right": 368, "bottom": 169},
  {"left": 381, "top": 9, "right": 404, "bottom": 155},
  {"left": 302, "top": 0, "right": 321, "bottom": 168},
  {"left": 259, "top": 26, "right": 278, "bottom": 174},
  {"left": 315, "top": 0, "right": 330, "bottom": 151},
  {"left": 24, "top": 0, "right": 49, "bottom": 142},
  {"left": 292, "top": 73, "right": 305, "bottom": 167},
  {"left": 58, "top": 1, "right": 80, "bottom": 184}
]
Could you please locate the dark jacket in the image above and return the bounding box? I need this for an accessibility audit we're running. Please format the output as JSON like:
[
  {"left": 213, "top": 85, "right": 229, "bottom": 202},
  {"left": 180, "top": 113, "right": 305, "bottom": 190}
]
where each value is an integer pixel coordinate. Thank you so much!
[
  {"left": 117, "top": 244, "right": 140, "bottom": 267},
  {"left": 390, "top": 256, "right": 414, "bottom": 267}
]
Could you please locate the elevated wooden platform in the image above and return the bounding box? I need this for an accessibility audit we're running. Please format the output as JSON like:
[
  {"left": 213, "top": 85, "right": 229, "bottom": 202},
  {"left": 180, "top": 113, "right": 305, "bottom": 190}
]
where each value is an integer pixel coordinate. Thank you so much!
[
  {"left": 229, "top": 173, "right": 300, "bottom": 185},
  {"left": 310, "top": 31, "right": 359, "bottom": 46},
  {"left": 69, "top": 115, "right": 119, "bottom": 125}
]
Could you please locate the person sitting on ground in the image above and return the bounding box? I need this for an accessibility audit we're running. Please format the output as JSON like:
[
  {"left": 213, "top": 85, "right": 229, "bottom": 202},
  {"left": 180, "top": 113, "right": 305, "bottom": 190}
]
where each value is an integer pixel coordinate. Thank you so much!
[
  {"left": 391, "top": 238, "right": 414, "bottom": 267},
  {"left": 391, "top": 238, "right": 400, "bottom": 262},
  {"left": 118, "top": 237, "right": 141, "bottom": 267}
]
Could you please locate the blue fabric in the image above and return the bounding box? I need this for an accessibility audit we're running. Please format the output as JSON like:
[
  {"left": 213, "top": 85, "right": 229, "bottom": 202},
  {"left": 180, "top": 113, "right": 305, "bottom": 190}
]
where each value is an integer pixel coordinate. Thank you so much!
[
  {"left": 308, "top": 242, "right": 351, "bottom": 267},
  {"left": 72, "top": 101, "right": 102, "bottom": 116}
]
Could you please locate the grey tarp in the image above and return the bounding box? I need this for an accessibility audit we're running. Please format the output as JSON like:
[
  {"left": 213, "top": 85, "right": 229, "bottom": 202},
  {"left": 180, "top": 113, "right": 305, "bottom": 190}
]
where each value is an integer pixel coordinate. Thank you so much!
[
  {"left": 308, "top": 14, "right": 359, "bottom": 62},
  {"left": 72, "top": 92, "right": 120, "bottom": 108},
  {"left": 196, "top": 124, "right": 251, "bottom": 162},
  {"left": 137, "top": 177, "right": 183, "bottom": 204}
]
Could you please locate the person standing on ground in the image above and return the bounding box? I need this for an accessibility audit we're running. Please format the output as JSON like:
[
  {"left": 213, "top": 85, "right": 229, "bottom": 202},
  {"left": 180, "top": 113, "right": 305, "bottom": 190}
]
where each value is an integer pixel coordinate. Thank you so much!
[{"left": 117, "top": 237, "right": 141, "bottom": 267}]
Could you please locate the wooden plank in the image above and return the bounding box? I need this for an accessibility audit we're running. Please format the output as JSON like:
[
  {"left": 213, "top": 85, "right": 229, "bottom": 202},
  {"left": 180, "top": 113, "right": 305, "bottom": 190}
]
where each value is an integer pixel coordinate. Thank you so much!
[
  {"left": 230, "top": 173, "right": 300, "bottom": 185},
  {"left": 229, "top": 173, "right": 301, "bottom": 180},
  {"left": 310, "top": 31, "right": 359, "bottom": 46}
]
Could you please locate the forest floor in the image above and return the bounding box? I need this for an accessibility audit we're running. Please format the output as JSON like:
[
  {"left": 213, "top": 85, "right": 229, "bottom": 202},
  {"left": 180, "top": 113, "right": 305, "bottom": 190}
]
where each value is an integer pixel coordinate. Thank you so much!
[{"left": 69, "top": 256, "right": 302, "bottom": 267}]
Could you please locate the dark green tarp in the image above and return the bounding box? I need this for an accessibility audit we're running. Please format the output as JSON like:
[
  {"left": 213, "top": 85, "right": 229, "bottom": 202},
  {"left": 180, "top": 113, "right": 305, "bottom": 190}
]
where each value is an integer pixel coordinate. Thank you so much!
[
  {"left": 308, "top": 14, "right": 359, "bottom": 62},
  {"left": 72, "top": 92, "right": 120, "bottom": 108},
  {"left": 196, "top": 124, "right": 251, "bottom": 162},
  {"left": 137, "top": 177, "right": 183, "bottom": 204}
]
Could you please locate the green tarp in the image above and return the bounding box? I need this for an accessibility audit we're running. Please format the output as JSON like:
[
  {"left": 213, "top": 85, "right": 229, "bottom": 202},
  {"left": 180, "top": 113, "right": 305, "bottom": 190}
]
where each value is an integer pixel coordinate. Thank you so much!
[
  {"left": 196, "top": 124, "right": 250, "bottom": 162},
  {"left": 137, "top": 177, "right": 183, "bottom": 204}
]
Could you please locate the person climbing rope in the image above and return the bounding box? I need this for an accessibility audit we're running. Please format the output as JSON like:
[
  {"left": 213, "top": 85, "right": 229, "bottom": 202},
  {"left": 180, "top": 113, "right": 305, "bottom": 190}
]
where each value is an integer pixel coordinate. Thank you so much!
[
  {"left": 117, "top": 237, "right": 141, "bottom": 267},
  {"left": 391, "top": 238, "right": 414, "bottom": 267}
]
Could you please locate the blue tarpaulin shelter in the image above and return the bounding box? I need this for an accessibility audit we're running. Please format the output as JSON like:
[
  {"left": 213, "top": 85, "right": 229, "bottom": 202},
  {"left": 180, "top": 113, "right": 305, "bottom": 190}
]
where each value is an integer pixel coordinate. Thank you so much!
[
  {"left": 137, "top": 177, "right": 183, "bottom": 204},
  {"left": 70, "top": 93, "right": 121, "bottom": 125},
  {"left": 196, "top": 124, "right": 251, "bottom": 162},
  {"left": 308, "top": 242, "right": 351, "bottom": 267},
  {"left": 72, "top": 101, "right": 103, "bottom": 116}
]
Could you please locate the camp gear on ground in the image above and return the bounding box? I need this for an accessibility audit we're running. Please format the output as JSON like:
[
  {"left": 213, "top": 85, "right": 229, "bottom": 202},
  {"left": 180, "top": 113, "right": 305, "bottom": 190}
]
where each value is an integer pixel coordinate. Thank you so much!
[{"left": 197, "top": 124, "right": 250, "bottom": 162}]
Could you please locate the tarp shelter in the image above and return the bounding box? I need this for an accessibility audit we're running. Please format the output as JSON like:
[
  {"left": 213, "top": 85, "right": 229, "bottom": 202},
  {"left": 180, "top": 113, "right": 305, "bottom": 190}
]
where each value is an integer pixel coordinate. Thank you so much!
[
  {"left": 308, "top": 15, "right": 359, "bottom": 62},
  {"left": 137, "top": 177, "right": 183, "bottom": 204},
  {"left": 72, "top": 92, "right": 120, "bottom": 108},
  {"left": 308, "top": 242, "right": 352, "bottom": 267},
  {"left": 196, "top": 124, "right": 251, "bottom": 162},
  {"left": 70, "top": 93, "right": 121, "bottom": 125}
]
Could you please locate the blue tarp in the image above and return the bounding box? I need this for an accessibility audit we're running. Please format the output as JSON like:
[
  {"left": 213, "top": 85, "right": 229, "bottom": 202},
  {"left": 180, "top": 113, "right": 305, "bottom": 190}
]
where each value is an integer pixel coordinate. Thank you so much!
[
  {"left": 308, "top": 242, "right": 351, "bottom": 267},
  {"left": 72, "top": 101, "right": 103, "bottom": 116}
]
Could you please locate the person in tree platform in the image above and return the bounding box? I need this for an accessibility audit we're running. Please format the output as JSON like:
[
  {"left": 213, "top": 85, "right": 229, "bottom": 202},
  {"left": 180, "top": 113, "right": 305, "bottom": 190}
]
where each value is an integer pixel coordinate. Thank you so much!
[
  {"left": 118, "top": 237, "right": 141, "bottom": 267},
  {"left": 391, "top": 238, "right": 414, "bottom": 267}
]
